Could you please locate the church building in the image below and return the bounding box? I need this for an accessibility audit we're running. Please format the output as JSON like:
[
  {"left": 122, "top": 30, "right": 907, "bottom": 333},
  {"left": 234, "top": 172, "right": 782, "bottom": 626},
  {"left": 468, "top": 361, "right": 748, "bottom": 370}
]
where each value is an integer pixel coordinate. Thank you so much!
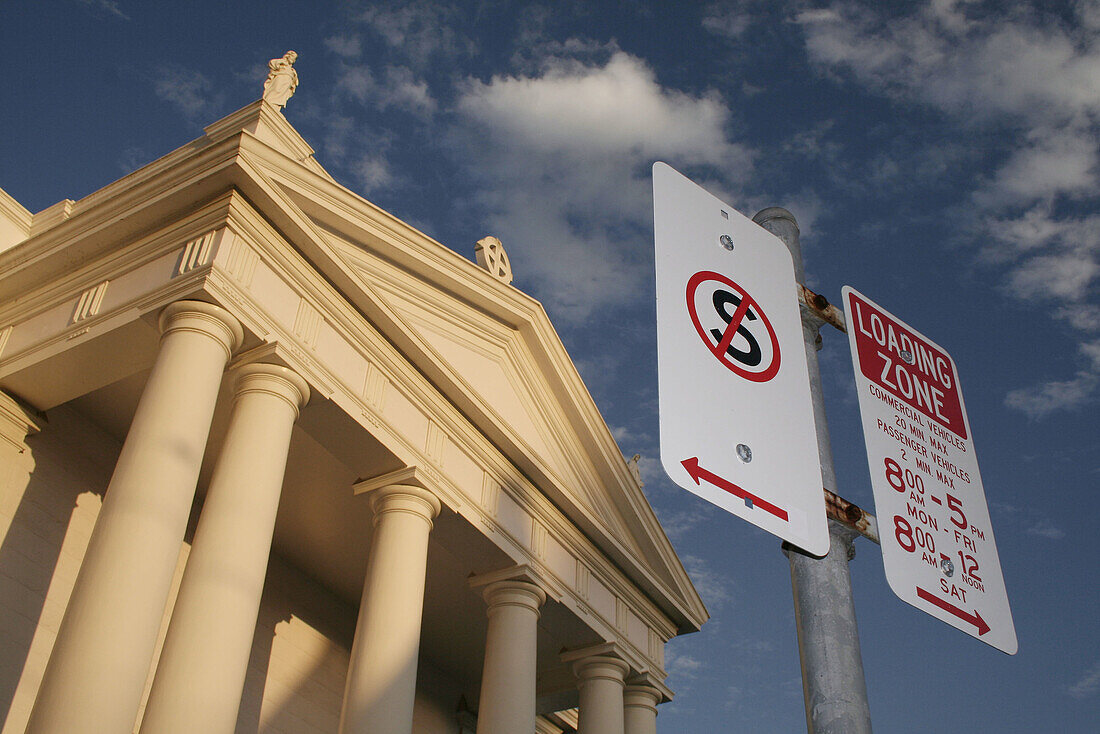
[{"left": 0, "top": 68, "right": 706, "bottom": 734}]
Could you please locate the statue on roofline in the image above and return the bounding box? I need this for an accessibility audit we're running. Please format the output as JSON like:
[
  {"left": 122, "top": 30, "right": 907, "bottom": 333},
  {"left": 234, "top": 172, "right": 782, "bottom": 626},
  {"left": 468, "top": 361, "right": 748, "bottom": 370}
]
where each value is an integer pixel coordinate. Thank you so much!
[{"left": 263, "top": 51, "right": 299, "bottom": 110}]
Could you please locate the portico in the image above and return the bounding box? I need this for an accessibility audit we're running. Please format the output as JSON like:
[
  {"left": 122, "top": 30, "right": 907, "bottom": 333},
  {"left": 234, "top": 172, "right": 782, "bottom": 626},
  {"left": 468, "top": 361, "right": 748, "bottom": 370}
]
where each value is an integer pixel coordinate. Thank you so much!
[{"left": 0, "top": 98, "right": 706, "bottom": 733}]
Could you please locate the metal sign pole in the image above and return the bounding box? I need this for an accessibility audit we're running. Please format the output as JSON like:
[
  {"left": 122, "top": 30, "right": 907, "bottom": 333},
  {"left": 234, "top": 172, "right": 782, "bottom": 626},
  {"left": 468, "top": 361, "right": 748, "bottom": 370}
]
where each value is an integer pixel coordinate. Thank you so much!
[{"left": 753, "top": 208, "right": 874, "bottom": 734}]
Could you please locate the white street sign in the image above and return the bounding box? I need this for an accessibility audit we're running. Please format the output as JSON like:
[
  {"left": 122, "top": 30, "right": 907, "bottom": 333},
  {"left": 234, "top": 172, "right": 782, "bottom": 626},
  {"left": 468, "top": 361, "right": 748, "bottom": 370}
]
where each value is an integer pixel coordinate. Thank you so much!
[
  {"left": 653, "top": 163, "right": 828, "bottom": 555},
  {"left": 842, "top": 286, "right": 1017, "bottom": 654}
]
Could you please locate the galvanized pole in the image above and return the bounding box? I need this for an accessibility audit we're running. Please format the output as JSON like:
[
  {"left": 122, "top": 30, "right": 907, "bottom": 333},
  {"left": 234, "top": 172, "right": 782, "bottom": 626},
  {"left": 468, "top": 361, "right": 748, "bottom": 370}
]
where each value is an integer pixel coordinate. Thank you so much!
[{"left": 752, "top": 207, "right": 873, "bottom": 734}]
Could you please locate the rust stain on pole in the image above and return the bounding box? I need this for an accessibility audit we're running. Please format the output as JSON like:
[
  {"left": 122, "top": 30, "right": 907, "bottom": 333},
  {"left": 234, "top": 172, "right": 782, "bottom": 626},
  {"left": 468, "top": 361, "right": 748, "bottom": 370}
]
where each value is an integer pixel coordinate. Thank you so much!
[
  {"left": 824, "top": 489, "right": 879, "bottom": 544},
  {"left": 799, "top": 285, "right": 848, "bottom": 334}
]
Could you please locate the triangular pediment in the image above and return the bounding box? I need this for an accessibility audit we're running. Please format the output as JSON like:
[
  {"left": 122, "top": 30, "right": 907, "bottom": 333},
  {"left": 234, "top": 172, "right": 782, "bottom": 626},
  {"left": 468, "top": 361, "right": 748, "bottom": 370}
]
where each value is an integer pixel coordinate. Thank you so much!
[
  {"left": 333, "top": 252, "right": 642, "bottom": 554},
  {"left": 199, "top": 110, "right": 705, "bottom": 629}
]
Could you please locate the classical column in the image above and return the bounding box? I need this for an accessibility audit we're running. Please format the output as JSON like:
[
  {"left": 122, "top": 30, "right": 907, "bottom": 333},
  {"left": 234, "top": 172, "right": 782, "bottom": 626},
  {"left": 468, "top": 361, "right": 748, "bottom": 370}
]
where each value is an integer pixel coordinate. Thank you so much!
[
  {"left": 623, "top": 684, "right": 661, "bottom": 734},
  {"left": 339, "top": 484, "right": 442, "bottom": 734},
  {"left": 474, "top": 579, "right": 546, "bottom": 734},
  {"left": 574, "top": 656, "right": 629, "bottom": 734},
  {"left": 26, "top": 301, "right": 243, "bottom": 734},
  {"left": 139, "top": 363, "right": 310, "bottom": 734}
]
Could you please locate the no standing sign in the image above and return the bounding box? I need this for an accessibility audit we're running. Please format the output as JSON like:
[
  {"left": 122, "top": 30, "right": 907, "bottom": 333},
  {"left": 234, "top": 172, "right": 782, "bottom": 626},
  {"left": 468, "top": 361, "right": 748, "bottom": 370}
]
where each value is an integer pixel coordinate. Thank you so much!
[
  {"left": 843, "top": 286, "right": 1017, "bottom": 654},
  {"left": 654, "top": 163, "right": 828, "bottom": 555}
]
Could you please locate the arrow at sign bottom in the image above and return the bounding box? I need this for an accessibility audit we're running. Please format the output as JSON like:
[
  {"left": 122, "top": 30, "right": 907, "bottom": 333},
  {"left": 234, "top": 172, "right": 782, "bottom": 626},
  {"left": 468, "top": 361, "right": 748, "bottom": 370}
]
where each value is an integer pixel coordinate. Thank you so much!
[
  {"left": 916, "top": 586, "right": 991, "bottom": 636},
  {"left": 681, "top": 457, "right": 789, "bottom": 522}
]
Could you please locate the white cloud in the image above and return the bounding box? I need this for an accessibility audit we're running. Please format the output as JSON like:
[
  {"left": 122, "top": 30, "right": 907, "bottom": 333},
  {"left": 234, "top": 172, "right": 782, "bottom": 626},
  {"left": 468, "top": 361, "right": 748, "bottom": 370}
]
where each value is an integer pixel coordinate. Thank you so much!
[
  {"left": 800, "top": 4, "right": 1100, "bottom": 126},
  {"left": 702, "top": 1, "right": 755, "bottom": 39},
  {"left": 325, "top": 34, "right": 362, "bottom": 58},
  {"left": 976, "top": 129, "right": 1099, "bottom": 209},
  {"left": 665, "top": 649, "right": 704, "bottom": 679},
  {"left": 335, "top": 64, "right": 436, "bottom": 117},
  {"left": 76, "top": 0, "right": 129, "bottom": 20},
  {"left": 153, "top": 65, "right": 215, "bottom": 117},
  {"left": 336, "top": 64, "right": 375, "bottom": 101},
  {"left": 798, "top": 3, "right": 1100, "bottom": 209},
  {"left": 356, "top": 2, "right": 469, "bottom": 68},
  {"left": 680, "top": 553, "right": 735, "bottom": 607},
  {"left": 800, "top": 2, "right": 1100, "bottom": 416},
  {"left": 454, "top": 51, "right": 750, "bottom": 319},
  {"left": 1009, "top": 253, "right": 1099, "bottom": 303},
  {"left": 1056, "top": 304, "right": 1100, "bottom": 332},
  {"left": 1025, "top": 518, "right": 1066, "bottom": 540},
  {"left": 352, "top": 154, "right": 394, "bottom": 194},
  {"left": 1004, "top": 371, "right": 1099, "bottom": 418},
  {"left": 1079, "top": 0, "right": 1100, "bottom": 30},
  {"left": 1069, "top": 660, "right": 1100, "bottom": 698},
  {"left": 1082, "top": 339, "right": 1100, "bottom": 370},
  {"left": 381, "top": 66, "right": 436, "bottom": 116},
  {"left": 983, "top": 205, "right": 1073, "bottom": 258},
  {"left": 653, "top": 506, "right": 709, "bottom": 543}
]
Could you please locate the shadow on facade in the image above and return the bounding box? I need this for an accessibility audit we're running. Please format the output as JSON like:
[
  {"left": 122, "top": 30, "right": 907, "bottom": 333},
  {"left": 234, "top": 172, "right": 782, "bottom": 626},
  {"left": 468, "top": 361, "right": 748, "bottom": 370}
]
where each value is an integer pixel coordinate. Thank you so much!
[{"left": 0, "top": 404, "right": 118, "bottom": 726}]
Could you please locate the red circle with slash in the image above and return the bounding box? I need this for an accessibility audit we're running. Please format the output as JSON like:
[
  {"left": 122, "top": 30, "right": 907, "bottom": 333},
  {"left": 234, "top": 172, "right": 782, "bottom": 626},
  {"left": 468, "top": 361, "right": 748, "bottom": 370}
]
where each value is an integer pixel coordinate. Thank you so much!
[{"left": 686, "top": 270, "right": 781, "bottom": 382}]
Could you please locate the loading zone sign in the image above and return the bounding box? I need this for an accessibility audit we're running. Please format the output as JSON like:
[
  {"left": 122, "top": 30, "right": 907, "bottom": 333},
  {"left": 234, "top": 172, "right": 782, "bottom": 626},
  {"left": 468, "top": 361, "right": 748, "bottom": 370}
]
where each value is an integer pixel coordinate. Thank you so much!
[
  {"left": 653, "top": 163, "right": 828, "bottom": 555},
  {"left": 843, "top": 286, "right": 1017, "bottom": 654}
]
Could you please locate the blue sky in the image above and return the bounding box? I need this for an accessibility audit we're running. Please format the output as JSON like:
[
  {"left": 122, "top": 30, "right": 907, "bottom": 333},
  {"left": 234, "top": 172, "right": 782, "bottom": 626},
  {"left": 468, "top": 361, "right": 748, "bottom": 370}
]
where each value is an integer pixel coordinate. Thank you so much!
[{"left": 3, "top": 1, "right": 1099, "bottom": 731}]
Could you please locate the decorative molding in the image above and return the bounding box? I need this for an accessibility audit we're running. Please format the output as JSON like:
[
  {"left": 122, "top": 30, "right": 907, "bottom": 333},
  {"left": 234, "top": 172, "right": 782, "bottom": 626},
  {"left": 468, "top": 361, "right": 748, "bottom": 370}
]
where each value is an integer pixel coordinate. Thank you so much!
[
  {"left": 71, "top": 281, "right": 109, "bottom": 323},
  {"left": 176, "top": 230, "right": 216, "bottom": 275},
  {"left": 648, "top": 629, "right": 664, "bottom": 666},
  {"left": 0, "top": 325, "right": 11, "bottom": 358},
  {"left": 425, "top": 420, "right": 445, "bottom": 466},
  {"left": 474, "top": 235, "right": 513, "bottom": 285},
  {"left": 531, "top": 518, "right": 548, "bottom": 560},
  {"left": 29, "top": 198, "right": 74, "bottom": 236},
  {"left": 615, "top": 597, "right": 628, "bottom": 632},
  {"left": 544, "top": 710, "right": 578, "bottom": 731},
  {"left": 293, "top": 298, "right": 322, "bottom": 348},
  {"left": 468, "top": 562, "right": 564, "bottom": 601},
  {"left": 353, "top": 464, "right": 427, "bottom": 495},
  {"left": 0, "top": 188, "right": 32, "bottom": 233},
  {"left": 224, "top": 237, "right": 259, "bottom": 287},
  {"left": 362, "top": 362, "right": 387, "bottom": 410},
  {"left": 481, "top": 473, "right": 501, "bottom": 517},
  {"left": 0, "top": 391, "right": 44, "bottom": 453},
  {"left": 534, "top": 717, "right": 564, "bottom": 734},
  {"left": 575, "top": 560, "right": 591, "bottom": 601}
]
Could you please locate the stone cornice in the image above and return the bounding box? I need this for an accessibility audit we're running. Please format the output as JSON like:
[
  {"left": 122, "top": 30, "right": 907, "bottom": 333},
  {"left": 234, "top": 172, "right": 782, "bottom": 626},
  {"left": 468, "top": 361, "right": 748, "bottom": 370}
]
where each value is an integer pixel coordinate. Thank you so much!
[
  {"left": 0, "top": 389, "right": 45, "bottom": 452},
  {"left": 0, "top": 187, "right": 32, "bottom": 230},
  {"left": 0, "top": 137, "right": 244, "bottom": 305}
]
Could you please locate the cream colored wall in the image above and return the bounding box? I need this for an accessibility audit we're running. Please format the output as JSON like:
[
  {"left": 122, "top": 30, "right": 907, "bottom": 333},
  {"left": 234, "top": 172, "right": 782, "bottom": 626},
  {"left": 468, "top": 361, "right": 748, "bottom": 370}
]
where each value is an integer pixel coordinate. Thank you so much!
[
  {"left": 0, "top": 403, "right": 116, "bottom": 734},
  {"left": 0, "top": 397, "right": 469, "bottom": 734}
]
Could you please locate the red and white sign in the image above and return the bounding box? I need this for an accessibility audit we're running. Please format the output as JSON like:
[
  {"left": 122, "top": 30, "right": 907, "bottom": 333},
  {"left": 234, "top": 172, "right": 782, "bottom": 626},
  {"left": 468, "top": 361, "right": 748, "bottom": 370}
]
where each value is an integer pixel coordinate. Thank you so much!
[
  {"left": 654, "top": 163, "right": 828, "bottom": 555},
  {"left": 843, "top": 286, "right": 1017, "bottom": 654}
]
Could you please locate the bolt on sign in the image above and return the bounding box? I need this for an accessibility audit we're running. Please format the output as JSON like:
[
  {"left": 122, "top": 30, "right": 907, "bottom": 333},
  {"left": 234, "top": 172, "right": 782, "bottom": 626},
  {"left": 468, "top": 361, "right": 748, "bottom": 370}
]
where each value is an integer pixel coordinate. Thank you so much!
[
  {"left": 653, "top": 163, "right": 828, "bottom": 555},
  {"left": 842, "top": 286, "right": 1017, "bottom": 654}
]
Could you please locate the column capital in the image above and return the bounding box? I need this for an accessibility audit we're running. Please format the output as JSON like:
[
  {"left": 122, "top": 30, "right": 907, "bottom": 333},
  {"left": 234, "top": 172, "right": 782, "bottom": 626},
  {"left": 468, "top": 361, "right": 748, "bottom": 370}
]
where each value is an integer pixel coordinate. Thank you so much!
[
  {"left": 159, "top": 300, "right": 244, "bottom": 359},
  {"left": 572, "top": 655, "right": 629, "bottom": 684},
  {"left": 469, "top": 563, "right": 560, "bottom": 602},
  {"left": 233, "top": 363, "right": 310, "bottom": 415},
  {"left": 367, "top": 484, "right": 442, "bottom": 528},
  {"left": 623, "top": 683, "right": 661, "bottom": 712},
  {"left": 480, "top": 579, "right": 546, "bottom": 615}
]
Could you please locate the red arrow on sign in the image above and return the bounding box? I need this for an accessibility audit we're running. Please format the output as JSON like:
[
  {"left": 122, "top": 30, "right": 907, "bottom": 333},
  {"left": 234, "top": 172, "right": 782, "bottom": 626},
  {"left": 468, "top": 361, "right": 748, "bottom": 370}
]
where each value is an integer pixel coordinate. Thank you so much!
[
  {"left": 681, "top": 457, "right": 789, "bottom": 522},
  {"left": 916, "top": 586, "right": 990, "bottom": 636}
]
